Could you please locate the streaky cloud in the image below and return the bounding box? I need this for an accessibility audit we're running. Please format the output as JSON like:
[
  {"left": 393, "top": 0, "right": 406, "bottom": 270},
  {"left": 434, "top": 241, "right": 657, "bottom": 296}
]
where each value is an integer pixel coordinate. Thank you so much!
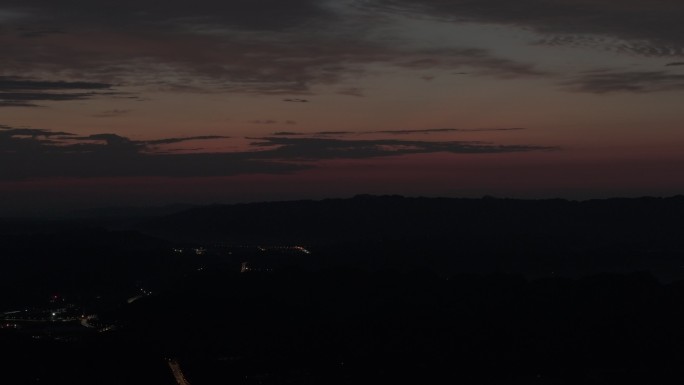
[
  {"left": 0, "top": 126, "right": 306, "bottom": 180},
  {"left": 249, "top": 136, "right": 557, "bottom": 161},
  {"left": 0, "top": 2, "right": 546, "bottom": 95},
  {"left": 145, "top": 136, "right": 230, "bottom": 145},
  {"left": 0, "top": 125, "right": 556, "bottom": 180},
  {"left": 0, "top": 76, "right": 123, "bottom": 107},
  {"left": 375, "top": 127, "right": 527, "bottom": 135},
  {"left": 272, "top": 127, "right": 527, "bottom": 136},
  {"left": 370, "top": 0, "right": 684, "bottom": 56},
  {"left": 565, "top": 71, "right": 684, "bottom": 93},
  {"left": 0, "top": 76, "right": 112, "bottom": 91}
]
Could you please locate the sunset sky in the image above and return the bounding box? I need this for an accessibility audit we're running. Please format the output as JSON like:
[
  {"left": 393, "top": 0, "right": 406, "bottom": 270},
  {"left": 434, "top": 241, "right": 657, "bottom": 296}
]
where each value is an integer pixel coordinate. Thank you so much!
[{"left": 2, "top": 0, "right": 684, "bottom": 214}]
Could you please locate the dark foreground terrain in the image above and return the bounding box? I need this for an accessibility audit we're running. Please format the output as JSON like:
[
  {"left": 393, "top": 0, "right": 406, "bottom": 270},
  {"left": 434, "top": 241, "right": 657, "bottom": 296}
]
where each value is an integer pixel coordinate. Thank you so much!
[{"left": 2, "top": 195, "right": 684, "bottom": 384}]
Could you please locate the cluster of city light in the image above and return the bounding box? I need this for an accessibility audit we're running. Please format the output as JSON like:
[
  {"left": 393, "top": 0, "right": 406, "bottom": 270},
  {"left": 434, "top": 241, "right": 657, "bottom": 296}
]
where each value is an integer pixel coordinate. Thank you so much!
[
  {"left": 174, "top": 244, "right": 313, "bottom": 256},
  {"left": 293, "top": 246, "right": 312, "bottom": 254},
  {"left": 257, "top": 245, "right": 312, "bottom": 254},
  {"left": 98, "top": 325, "right": 116, "bottom": 333},
  {"left": 3, "top": 308, "right": 81, "bottom": 323}
]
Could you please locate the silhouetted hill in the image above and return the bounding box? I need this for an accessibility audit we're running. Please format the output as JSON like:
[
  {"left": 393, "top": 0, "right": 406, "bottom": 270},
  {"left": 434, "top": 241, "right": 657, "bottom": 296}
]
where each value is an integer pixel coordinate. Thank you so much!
[
  {"left": 140, "top": 195, "right": 684, "bottom": 279},
  {"left": 0, "top": 225, "right": 183, "bottom": 309},
  {"left": 4, "top": 196, "right": 684, "bottom": 383},
  {"left": 69, "top": 203, "right": 196, "bottom": 219},
  {"left": 8, "top": 269, "right": 684, "bottom": 384}
]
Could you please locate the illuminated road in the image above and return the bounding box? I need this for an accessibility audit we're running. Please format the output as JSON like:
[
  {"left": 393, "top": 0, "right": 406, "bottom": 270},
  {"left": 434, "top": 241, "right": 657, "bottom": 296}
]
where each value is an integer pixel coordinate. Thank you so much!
[{"left": 168, "top": 359, "right": 191, "bottom": 385}]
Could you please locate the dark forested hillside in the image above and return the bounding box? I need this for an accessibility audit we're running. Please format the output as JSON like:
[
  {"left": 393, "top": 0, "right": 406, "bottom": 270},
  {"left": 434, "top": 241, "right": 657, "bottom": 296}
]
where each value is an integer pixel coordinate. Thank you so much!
[
  {"left": 140, "top": 195, "right": 684, "bottom": 280},
  {"left": 3, "top": 196, "right": 684, "bottom": 384}
]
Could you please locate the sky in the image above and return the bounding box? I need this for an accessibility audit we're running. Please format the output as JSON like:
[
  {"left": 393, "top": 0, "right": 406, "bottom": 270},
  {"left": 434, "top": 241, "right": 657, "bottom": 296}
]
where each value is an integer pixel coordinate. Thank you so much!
[{"left": 1, "top": 0, "right": 684, "bottom": 214}]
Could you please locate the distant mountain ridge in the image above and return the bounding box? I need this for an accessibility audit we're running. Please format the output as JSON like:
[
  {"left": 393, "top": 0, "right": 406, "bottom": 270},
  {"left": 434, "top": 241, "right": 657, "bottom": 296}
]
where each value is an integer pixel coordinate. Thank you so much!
[
  {"left": 135, "top": 195, "right": 684, "bottom": 280},
  {"left": 140, "top": 194, "right": 684, "bottom": 244}
]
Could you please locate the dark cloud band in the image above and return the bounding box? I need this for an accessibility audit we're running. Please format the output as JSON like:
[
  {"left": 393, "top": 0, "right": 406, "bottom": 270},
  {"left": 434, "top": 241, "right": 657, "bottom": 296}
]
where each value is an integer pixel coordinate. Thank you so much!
[
  {"left": 0, "top": 125, "right": 556, "bottom": 180},
  {"left": 0, "top": 76, "right": 119, "bottom": 107}
]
